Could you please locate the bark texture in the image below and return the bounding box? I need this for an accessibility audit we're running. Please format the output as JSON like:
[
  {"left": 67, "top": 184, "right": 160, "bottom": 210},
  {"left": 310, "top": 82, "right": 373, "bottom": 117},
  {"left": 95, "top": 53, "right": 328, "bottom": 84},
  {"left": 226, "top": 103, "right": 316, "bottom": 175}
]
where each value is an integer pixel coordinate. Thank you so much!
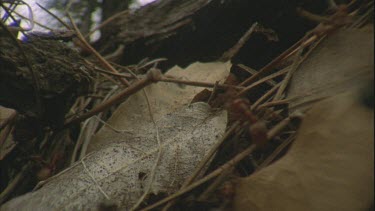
[
  {"left": 95, "top": 0, "right": 328, "bottom": 70},
  {"left": 0, "top": 32, "right": 93, "bottom": 128}
]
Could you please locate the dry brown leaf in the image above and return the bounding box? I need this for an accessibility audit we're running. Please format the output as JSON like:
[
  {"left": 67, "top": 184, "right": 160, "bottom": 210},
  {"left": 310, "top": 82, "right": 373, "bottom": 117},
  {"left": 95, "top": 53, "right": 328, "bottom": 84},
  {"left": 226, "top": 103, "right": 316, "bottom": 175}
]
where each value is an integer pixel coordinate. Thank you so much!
[
  {"left": 233, "top": 28, "right": 374, "bottom": 210},
  {"left": 1, "top": 103, "right": 227, "bottom": 210},
  {"left": 88, "top": 61, "right": 231, "bottom": 152},
  {"left": 287, "top": 28, "right": 374, "bottom": 111},
  {"left": 234, "top": 90, "right": 374, "bottom": 211}
]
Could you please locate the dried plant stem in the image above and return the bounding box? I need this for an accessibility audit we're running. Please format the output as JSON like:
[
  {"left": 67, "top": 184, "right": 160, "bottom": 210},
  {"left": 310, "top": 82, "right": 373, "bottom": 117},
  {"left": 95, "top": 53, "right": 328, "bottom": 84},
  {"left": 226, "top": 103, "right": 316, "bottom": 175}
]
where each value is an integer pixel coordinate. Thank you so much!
[
  {"left": 257, "top": 98, "right": 290, "bottom": 109},
  {"left": 237, "top": 64, "right": 277, "bottom": 86},
  {"left": 85, "top": 10, "right": 129, "bottom": 38},
  {"left": 12, "top": 10, "right": 50, "bottom": 31},
  {"left": 141, "top": 144, "right": 257, "bottom": 211},
  {"left": 67, "top": 13, "right": 131, "bottom": 87},
  {"left": 273, "top": 35, "right": 325, "bottom": 101},
  {"left": 207, "top": 81, "right": 219, "bottom": 104},
  {"left": 256, "top": 134, "right": 295, "bottom": 171},
  {"left": 297, "top": 7, "right": 331, "bottom": 23},
  {"left": 268, "top": 112, "right": 301, "bottom": 139},
  {"left": 197, "top": 166, "right": 234, "bottom": 201},
  {"left": 220, "top": 22, "right": 259, "bottom": 61},
  {"left": 160, "top": 77, "right": 243, "bottom": 90},
  {"left": 64, "top": 69, "right": 162, "bottom": 127},
  {"left": 93, "top": 66, "right": 133, "bottom": 79},
  {"left": 237, "top": 67, "right": 289, "bottom": 97},
  {"left": 70, "top": 117, "right": 92, "bottom": 165},
  {"left": 92, "top": 115, "right": 132, "bottom": 134},
  {"left": 251, "top": 83, "right": 281, "bottom": 111},
  {"left": 37, "top": 3, "right": 71, "bottom": 29},
  {"left": 273, "top": 50, "right": 303, "bottom": 101},
  {"left": 239, "top": 35, "right": 306, "bottom": 86},
  {"left": 136, "top": 58, "right": 168, "bottom": 70}
]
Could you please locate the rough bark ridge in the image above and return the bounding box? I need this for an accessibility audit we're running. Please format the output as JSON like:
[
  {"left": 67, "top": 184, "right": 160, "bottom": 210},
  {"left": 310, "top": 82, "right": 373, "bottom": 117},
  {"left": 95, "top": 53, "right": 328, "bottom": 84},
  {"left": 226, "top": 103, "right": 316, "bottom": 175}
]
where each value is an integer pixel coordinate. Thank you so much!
[{"left": 0, "top": 32, "right": 93, "bottom": 128}]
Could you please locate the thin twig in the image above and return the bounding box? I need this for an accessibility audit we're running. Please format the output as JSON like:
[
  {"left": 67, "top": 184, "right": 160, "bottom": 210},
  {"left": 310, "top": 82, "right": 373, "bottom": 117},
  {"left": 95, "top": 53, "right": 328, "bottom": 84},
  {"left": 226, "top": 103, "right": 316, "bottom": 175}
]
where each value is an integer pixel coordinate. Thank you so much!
[
  {"left": 64, "top": 69, "right": 162, "bottom": 127},
  {"left": 349, "top": 4, "right": 374, "bottom": 28},
  {"left": 273, "top": 50, "right": 303, "bottom": 101},
  {"left": 197, "top": 166, "right": 234, "bottom": 201},
  {"left": 274, "top": 35, "right": 326, "bottom": 103},
  {"left": 220, "top": 22, "right": 259, "bottom": 61},
  {"left": 36, "top": 3, "right": 71, "bottom": 29},
  {"left": 137, "top": 58, "right": 168, "bottom": 70},
  {"left": 141, "top": 144, "right": 257, "bottom": 211},
  {"left": 251, "top": 83, "right": 281, "bottom": 111},
  {"left": 297, "top": 7, "right": 331, "bottom": 23},
  {"left": 93, "top": 115, "right": 133, "bottom": 134},
  {"left": 12, "top": 10, "right": 54, "bottom": 31},
  {"left": 160, "top": 76, "right": 244, "bottom": 90},
  {"left": 67, "top": 13, "right": 131, "bottom": 87},
  {"left": 267, "top": 112, "right": 302, "bottom": 139},
  {"left": 103, "top": 44, "right": 125, "bottom": 60},
  {"left": 257, "top": 99, "right": 290, "bottom": 109},
  {"left": 244, "top": 2, "right": 350, "bottom": 86},
  {"left": 237, "top": 64, "right": 277, "bottom": 86},
  {"left": 207, "top": 81, "right": 219, "bottom": 104},
  {"left": 256, "top": 134, "right": 295, "bottom": 171},
  {"left": 1, "top": 1, "right": 16, "bottom": 22},
  {"left": 85, "top": 9, "right": 129, "bottom": 38},
  {"left": 93, "top": 66, "right": 134, "bottom": 79},
  {"left": 239, "top": 35, "right": 306, "bottom": 86},
  {"left": 1, "top": 2, "right": 24, "bottom": 35},
  {"left": 237, "top": 67, "right": 289, "bottom": 97},
  {"left": 70, "top": 117, "right": 92, "bottom": 165},
  {"left": 274, "top": 36, "right": 326, "bottom": 101}
]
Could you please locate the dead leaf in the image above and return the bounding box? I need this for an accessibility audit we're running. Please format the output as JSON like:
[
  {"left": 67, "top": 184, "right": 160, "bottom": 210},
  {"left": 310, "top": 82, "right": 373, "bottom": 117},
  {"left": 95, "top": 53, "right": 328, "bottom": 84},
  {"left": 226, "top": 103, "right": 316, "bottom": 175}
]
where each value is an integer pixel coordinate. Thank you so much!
[
  {"left": 287, "top": 28, "right": 374, "bottom": 111},
  {"left": 233, "top": 84, "right": 373, "bottom": 211},
  {"left": 1, "top": 102, "right": 227, "bottom": 210},
  {"left": 234, "top": 27, "right": 374, "bottom": 211},
  {"left": 88, "top": 61, "right": 231, "bottom": 152}
]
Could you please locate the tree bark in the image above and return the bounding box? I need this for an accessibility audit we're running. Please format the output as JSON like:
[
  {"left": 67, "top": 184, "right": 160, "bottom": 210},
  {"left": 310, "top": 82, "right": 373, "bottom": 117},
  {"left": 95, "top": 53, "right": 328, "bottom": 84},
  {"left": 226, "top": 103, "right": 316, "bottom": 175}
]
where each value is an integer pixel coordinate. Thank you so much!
[
  {"left": 0, "top": 32, "right": 93, "bottom": 128},
  {"left": 95, "top": 0, "right": 328, "bottom": 70}
]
